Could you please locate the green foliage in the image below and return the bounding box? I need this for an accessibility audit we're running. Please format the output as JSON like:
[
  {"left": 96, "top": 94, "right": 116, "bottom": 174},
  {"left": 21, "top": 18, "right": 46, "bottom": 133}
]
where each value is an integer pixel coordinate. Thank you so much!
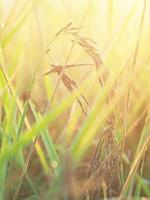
[{"left": 0, "top": 0, "right": 150, "bottom": 199}]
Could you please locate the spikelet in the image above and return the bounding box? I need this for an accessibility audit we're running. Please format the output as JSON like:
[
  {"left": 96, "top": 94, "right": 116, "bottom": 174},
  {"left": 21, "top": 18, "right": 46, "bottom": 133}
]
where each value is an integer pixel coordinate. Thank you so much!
[
  {"left": 84, "top": 113, "right": 122, "bottom": 199},
  {"left": 43, "top": 64, "right": 89, "bottom": 116}
]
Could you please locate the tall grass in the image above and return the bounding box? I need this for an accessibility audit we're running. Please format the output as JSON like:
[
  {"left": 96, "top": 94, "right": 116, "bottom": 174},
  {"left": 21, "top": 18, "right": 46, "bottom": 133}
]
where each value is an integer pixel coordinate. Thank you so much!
[{"left": 0, "top": 0, "right": 150, "bottom": 199}]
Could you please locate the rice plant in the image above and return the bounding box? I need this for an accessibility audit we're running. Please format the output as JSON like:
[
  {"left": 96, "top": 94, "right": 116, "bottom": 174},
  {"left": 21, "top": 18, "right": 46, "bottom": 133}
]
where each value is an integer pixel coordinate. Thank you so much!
[{"left": 0, "top": 0, "right": 150, "bottom": 199}]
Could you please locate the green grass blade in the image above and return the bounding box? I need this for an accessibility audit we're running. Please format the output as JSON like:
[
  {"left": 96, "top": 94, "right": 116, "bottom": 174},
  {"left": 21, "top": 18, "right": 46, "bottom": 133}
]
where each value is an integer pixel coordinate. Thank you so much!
[{"left": 29, "top": 100, "right": 59, "bottom": 173}]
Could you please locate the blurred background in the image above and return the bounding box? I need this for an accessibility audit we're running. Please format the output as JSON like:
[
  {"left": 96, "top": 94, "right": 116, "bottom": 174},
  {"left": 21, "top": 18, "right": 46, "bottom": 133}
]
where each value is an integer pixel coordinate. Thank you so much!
[
  {"left": 0, "top": 0, "right": 150, "bottom": 199},
  {"left": 1, "top": 0, "right": 150, "bottom": 108}
]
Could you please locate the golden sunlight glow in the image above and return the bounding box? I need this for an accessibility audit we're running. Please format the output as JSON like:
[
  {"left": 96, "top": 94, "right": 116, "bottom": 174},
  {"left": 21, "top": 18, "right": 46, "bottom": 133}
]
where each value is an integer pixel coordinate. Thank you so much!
[{"left": 0, "top": 0, "right": 150, "bottom": 199}]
